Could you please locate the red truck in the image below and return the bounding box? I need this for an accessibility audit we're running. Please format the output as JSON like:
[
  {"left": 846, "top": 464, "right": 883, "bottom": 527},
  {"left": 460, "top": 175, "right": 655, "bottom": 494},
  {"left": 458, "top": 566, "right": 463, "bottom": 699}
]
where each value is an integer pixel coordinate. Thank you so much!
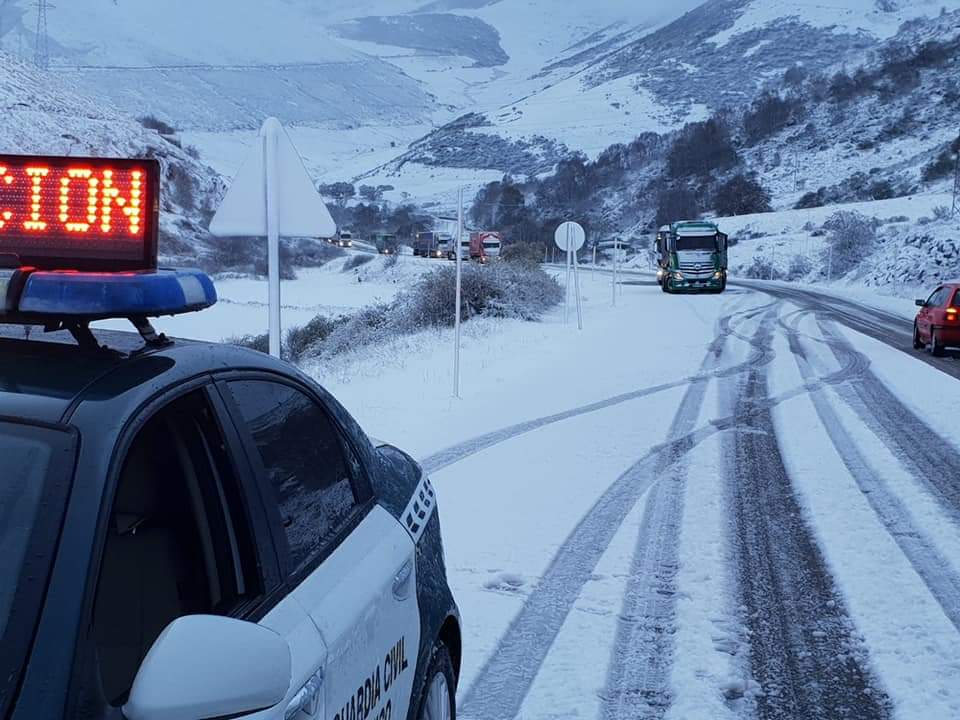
[{"left": 470, "top": 231, "right": 502, "bottom": 263}]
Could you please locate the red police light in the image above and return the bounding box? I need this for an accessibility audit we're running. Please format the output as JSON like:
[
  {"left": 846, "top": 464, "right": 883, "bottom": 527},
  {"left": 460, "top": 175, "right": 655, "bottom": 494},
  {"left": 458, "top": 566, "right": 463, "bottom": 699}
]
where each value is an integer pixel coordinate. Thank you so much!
[{"left": 0, "top": 154, "right": 160, "bottom": 271}]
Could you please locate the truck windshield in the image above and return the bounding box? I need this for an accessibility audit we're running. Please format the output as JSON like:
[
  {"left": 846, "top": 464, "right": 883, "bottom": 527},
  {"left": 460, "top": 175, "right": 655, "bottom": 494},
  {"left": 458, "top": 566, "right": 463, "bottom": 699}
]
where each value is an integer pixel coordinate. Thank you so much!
[
  {"left": 0, "top": 422, "right": 75, "bottom": 718},
  {"left": 675, "top": 235, "right": 717, "bottom": 251}
]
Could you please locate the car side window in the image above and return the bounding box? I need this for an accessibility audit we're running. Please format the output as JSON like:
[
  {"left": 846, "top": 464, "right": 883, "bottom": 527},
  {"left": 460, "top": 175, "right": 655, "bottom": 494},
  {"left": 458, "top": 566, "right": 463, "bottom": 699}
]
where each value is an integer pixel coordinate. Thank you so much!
[
  {"left": 93, "top": 390, "right": 261, "bottom": 706},
  {"left": 952, "top": 291, "right": 960, "bottom": 308},
  {"left": 226, "top": 380, "right": 362, "bottom": 573},
  {"left": 927, "top": 288, "right": 946, "bottom": 306}
]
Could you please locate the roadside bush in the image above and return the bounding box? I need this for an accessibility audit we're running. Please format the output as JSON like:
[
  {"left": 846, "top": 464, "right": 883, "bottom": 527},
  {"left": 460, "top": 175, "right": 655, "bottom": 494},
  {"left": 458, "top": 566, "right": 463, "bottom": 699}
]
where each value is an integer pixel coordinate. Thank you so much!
[
  {"left": 821, "top": 211, "right": 877, "bottom": 277},
  {"left": 786, "top": 254, "right": 813, "bottom": 281},
  {"left": 285, "top": 314, "right": 346, "bottom": 362},
  {"left": 305, "top": 263, "right": 562, "bottom": 362},
  {"left": 742, "top": 256, "right": 781, "bottom": 280},
  {"left": 933, "top": 205, "right": 952, "bottom": 221},
  {"left": 343, "top": 254, "right": 374, "bottom": 272},
  {"left": 227, "top": 333, "right": 269, "bottom": 354}
]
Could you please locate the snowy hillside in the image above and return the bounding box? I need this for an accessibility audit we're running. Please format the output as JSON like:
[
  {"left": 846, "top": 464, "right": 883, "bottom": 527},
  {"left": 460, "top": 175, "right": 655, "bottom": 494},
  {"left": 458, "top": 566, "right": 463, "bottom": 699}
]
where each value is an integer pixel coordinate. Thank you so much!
[
  {"left": 375, "top": 0, "right": 960, "bottom": 189},
  {"left": 0, "top": 53, "right": 225, "bottom": 265}
]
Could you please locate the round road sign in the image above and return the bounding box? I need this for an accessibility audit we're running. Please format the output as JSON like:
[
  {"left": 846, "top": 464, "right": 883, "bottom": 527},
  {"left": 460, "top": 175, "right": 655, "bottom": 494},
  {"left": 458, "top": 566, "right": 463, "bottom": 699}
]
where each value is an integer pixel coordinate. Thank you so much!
[{"left": 554, "top": 221, "right": 586, "bottom": 251}]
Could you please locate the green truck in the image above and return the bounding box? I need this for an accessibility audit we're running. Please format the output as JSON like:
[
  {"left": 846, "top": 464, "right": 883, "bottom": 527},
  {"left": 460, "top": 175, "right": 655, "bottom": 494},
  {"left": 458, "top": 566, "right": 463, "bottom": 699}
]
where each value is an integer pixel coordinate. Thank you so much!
[{"left": 655, "top": 220, "right": 728, "bottom": 293}]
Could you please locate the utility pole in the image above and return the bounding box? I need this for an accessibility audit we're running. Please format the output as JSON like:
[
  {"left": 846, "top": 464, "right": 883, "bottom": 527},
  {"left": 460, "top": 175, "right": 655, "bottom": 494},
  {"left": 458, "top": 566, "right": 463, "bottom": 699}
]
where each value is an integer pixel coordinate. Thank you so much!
[{"left": 33, "top": 0, "right": 50, "bottom": 70}]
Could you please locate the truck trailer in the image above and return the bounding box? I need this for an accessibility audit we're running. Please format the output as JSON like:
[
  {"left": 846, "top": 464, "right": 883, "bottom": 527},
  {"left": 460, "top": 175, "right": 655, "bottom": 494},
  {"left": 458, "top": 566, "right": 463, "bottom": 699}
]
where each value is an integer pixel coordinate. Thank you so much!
[
  {"left": 655, "top": 221, "right": 728, "bottom": 293},
  {"left": 470, "top": 231, "right": 502, "bottom": 263}
]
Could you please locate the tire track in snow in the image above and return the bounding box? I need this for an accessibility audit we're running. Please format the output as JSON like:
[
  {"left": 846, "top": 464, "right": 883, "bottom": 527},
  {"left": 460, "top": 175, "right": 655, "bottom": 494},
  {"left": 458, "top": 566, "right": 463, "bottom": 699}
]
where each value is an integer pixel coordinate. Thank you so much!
[
  {"left": 596, "top": 307, "right": 776, "bottom": 719},
  {"left": 721, "top": 313, "right": 892, "bottom": 720},
  {"left": 783, "top": 313, "right": 960, "bottom": 633},
  {"left": 457, "top": 301, "right": 774, "bottom": 720},
  {"left": 815, "top": 320, "right": 960, "bottom": 527},
  {"left": 421, "top": 301, "right": 777, "bottom": 475}
]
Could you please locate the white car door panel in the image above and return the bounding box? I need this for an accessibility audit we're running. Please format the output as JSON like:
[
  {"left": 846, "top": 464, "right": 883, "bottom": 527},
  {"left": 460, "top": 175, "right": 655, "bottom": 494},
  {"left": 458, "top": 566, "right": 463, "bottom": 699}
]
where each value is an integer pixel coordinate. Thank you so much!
[
  {"left": 248, "top": 596, "right": 328, "bottom": 720},
  {"left": 293, "top": 506, "right": 421, "bottom": 720}
]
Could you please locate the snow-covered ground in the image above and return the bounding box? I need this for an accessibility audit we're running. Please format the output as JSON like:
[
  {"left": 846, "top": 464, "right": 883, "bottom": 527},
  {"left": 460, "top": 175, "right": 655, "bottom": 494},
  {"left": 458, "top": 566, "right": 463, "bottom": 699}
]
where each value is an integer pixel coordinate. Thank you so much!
[
  {"left": 310, "top": 275, "right": 960, "bottom": 719},
  {"left": 94, "top": 253, "right": 437, "bottom": 341}
]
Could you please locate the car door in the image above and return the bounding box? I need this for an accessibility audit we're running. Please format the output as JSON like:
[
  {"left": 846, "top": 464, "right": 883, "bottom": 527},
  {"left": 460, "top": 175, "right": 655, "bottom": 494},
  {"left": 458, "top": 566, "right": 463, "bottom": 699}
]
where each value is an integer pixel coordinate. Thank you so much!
[
  {"left": 220, "top": 377, "right": 421, "bottom": 720},
  {"left": 78, "top": 385, "right": 323, "bottom": 720},
  {"left": 919, "top": 287, "right": 943, "bottom": 339}
]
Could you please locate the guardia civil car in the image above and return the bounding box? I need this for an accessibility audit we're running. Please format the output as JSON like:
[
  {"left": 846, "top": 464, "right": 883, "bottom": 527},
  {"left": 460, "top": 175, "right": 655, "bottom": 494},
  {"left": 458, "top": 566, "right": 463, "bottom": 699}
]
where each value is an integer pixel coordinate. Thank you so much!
[{"left": 0, "top": 154, "right": 460, "bottom": 720}]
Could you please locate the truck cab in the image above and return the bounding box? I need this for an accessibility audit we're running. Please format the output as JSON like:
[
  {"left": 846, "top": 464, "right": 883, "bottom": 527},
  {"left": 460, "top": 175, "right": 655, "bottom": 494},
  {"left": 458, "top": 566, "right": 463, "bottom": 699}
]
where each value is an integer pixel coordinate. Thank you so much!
[{"left": 656, "top": 221, "right": 728, "bottom": 294}]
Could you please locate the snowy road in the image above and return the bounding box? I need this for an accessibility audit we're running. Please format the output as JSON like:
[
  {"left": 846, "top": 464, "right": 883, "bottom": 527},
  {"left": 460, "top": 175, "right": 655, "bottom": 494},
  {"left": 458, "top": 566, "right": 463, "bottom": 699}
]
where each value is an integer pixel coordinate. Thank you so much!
[{"left": 326, "top": 276, "right": 960, "bottom": 720}]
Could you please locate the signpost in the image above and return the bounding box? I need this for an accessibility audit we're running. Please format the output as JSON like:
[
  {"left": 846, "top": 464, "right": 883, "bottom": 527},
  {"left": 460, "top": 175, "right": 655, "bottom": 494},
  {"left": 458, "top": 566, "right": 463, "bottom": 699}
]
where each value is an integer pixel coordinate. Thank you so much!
[
  {"left": 554, "top": 221, "right": 585, "bottom": 330},
  {"left": 210, "top": 117, "right": 336, "bottom": 358},
  {"left": 454, "top": 187, "right": 464, "bottom": 398}
]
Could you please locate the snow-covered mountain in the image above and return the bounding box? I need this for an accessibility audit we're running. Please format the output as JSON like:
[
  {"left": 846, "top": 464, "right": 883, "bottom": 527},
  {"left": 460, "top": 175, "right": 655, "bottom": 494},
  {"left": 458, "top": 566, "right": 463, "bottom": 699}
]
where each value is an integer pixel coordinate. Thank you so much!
[
  {"left": 378, "top": 0, "right": 960, "bottom": 185},
  {"left": 0, "top": 52, "right": 227, "bottom": 265}
]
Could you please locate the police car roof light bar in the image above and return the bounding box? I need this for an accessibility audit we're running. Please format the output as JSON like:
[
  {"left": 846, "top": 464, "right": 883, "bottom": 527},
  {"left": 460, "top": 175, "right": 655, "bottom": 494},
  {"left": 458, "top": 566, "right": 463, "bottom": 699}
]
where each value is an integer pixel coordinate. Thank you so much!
[{"left": 0, "top": 266, "right": 217, "bottom": 347}]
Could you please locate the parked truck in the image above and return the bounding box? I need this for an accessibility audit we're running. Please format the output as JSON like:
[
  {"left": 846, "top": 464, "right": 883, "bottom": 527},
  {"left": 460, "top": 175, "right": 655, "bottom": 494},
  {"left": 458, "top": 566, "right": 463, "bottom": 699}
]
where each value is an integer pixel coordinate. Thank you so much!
[
  {"left": 470, "top": 231, "right": 502, "bottom": 263},
  {"left": 655, "top": 221, "right": 728, "bottom": 293},
  {"left": 413, "top": 231, "right": 447, "bottom": 258}
]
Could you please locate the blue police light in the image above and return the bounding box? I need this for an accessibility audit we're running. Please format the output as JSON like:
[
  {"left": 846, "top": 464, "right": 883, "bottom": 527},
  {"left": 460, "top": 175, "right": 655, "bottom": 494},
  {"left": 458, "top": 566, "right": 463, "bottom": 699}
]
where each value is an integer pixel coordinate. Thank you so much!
[{"left": 10, "top": 268, "right": 217, "bottom": 319}]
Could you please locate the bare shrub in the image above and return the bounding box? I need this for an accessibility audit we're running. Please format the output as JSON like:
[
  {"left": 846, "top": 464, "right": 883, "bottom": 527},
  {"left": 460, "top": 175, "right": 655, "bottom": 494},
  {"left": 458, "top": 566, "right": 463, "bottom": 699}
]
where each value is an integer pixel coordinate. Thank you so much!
[
  {"left": 343, "top": 254, "right": 374, "bottom": 272},
  {"left": 821, "top": 211, "right": 877, "bottom": 277}
]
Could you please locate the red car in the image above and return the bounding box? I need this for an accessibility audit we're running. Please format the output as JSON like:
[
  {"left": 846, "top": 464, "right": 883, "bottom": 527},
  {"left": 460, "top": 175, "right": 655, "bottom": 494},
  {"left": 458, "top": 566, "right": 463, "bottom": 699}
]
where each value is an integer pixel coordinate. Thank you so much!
[{"left": 914, "top": 282, "right": 960, "bottom": 356}]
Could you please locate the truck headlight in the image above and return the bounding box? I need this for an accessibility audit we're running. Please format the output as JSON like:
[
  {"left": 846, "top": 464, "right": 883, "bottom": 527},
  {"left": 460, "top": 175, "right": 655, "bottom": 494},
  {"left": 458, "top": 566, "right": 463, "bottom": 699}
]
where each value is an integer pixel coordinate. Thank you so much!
[
  {"left": 656, "top": 269, "right": 664, "bottom": 280},
  {"left": 673, "top": 271, "right": 684, "bottom": 280},
  {"left": 714, "top": 271, "right": 723, "bottom": 279}
]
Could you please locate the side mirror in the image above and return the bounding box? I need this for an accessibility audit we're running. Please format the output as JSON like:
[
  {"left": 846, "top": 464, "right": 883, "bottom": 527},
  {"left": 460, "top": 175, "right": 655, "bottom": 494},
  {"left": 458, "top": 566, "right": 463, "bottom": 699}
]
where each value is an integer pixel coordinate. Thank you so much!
[
  {"left": 916, "top": 299, "right": 926, "bottom": 307},
  {"left": 124, "top": 615, "right": 291, "bottom": 720}
]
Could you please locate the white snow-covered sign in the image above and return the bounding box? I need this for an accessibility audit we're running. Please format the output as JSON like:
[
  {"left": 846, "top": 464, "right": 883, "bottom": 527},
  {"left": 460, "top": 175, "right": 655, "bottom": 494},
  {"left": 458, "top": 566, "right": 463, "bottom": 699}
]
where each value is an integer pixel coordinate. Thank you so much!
[
  {"left": 210, "top": 118, "right": 336, "bottom": 238},
  {"left": 209, "top": 117, "right": 336, "bottom": 358},
  {"left": 554, "top": 221, "right": 585, "bottom": 251}
]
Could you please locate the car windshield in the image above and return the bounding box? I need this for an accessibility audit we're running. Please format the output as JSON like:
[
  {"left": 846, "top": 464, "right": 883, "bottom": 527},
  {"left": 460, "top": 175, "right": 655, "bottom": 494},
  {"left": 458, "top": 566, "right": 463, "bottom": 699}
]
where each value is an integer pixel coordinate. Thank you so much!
[
  {"left": 0, "top": 422, "right": 74, "bottom": 717},
  {"left": 676, "top": 235, "right": 717, "bottom": 251}
]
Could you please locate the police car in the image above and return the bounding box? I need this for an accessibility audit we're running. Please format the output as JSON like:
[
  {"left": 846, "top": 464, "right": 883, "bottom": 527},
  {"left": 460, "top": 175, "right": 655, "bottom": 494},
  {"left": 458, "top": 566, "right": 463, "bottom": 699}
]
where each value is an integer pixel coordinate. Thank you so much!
[{"left": 0, "top": 154, "right": 461, "bottom": 720}]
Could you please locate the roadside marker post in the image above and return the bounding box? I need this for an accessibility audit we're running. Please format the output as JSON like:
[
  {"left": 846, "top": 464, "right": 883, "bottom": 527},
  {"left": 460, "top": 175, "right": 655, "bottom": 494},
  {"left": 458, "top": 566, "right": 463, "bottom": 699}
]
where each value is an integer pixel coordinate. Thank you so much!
[
  {"left": 454, "top": 187, "right": 464, "bottom": 398},
  {"left": 210, "top": 117, "right": 336, "bottom": 358},
  {"left": 555, "top": 221, "right": 585, "bottom": 330}
]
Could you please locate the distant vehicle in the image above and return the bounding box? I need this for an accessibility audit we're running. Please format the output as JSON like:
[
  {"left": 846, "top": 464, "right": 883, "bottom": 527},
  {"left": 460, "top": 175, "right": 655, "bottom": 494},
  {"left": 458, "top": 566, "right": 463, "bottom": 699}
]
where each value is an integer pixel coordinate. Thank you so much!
[
  {"left": 413, "top": 232, "right": 446, "bottom": 259},
  {"left": 655, "top": 221, "right": 728, "bottom": 293},
  {"left": 371, "top": 232, "right": 398, "bottom": 255},
  {"left": 336, "top": 230, "right": 353, "bottom": 248},
  {"left": 470, "top": 231, "right": 502, "bottom": 263},
  {"left": 914, "top": 283, "right": 960, "bottom": 356}
]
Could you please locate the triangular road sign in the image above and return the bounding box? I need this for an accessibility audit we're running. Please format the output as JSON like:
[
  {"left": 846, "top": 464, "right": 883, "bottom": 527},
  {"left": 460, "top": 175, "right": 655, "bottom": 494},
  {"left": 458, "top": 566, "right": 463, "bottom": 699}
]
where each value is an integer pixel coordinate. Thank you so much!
[{"left": 210, "top": 117, "right": 336, "bottom": 238}]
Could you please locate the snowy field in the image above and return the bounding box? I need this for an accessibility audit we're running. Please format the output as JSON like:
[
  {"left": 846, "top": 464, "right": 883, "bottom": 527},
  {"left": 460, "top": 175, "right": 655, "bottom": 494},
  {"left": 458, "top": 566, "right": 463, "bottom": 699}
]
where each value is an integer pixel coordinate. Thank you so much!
[
  {"left": 94, "top": 253, "right": 437, "bottom": 342},
  {"left": 87, "top": 251, "right": 960, "bottom": 718},
  {"left": 314, "top": 276, "right": 960, "bottom": 720}
]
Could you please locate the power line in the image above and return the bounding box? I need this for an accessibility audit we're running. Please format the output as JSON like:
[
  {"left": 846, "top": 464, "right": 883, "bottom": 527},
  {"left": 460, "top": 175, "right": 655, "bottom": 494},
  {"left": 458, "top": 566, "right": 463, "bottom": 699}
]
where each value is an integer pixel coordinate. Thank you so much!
[{"left": 33, "top": 0, "right": 50, "bottom": 70}]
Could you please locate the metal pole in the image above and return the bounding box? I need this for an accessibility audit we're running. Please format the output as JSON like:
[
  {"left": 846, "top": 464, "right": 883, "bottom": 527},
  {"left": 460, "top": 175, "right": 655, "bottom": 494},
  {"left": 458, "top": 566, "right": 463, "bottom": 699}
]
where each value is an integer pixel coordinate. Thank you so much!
[
  {"left": 564, "top": 227, "right": 571, "bottom": 324},
  {"left": 264, "top": 124, "right": 282, "bottom": 358},
  {"left": 454, "top": 187, "right": 463, "bottom": 398},
  {"left": 612, "top": 237, "right": 619, "bottom": 306},
  {"left": 593, "top": 245, "right": 597, "bottom": 282},
  {"left": 573, "top": 238, "right": 583, "bottom": 330}
]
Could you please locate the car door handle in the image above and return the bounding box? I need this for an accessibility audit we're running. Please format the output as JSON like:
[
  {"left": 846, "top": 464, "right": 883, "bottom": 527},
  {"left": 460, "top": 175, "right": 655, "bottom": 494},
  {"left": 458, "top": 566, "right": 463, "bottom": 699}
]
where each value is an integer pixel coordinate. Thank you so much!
[
  {"left": 393, "top": 559, "right": 414, "bottom": 601},
  {"left": 285, "top": 669, "right": 323, "bottom": 719}
]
